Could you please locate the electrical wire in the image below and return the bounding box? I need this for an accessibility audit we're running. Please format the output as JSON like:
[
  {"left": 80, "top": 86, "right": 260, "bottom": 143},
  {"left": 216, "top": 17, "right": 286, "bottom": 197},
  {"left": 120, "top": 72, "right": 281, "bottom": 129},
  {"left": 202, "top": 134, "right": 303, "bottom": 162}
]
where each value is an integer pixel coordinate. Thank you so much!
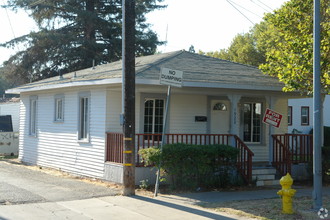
[
  {"left": 228, "top": 0, "right": 263, "bottom": 19},
  {"left": 254, "top": 0, "right": 274, "bottom": 12},
  {"left": 4, "top": 6, "right": 17, "bottom": 40},
  {"left": 226, "top": 0, "right": 255, "bottom": 25}
]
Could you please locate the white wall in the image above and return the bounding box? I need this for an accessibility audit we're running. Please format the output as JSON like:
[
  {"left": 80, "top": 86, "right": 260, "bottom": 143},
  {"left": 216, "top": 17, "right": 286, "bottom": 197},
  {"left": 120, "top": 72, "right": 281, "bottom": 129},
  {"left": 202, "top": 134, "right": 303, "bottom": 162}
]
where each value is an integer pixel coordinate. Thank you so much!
[
  {"left": 288, "top": 95, "right": 330, "bottom": 134},
  {"left": 169, "top": 94, "right": 207, "bottom": 133},
  {"left": 0, "top": 102, "right": 20, "bottom": 132},
  {"left": 19, "top": 87, "right": 107, "bottom": 178}
]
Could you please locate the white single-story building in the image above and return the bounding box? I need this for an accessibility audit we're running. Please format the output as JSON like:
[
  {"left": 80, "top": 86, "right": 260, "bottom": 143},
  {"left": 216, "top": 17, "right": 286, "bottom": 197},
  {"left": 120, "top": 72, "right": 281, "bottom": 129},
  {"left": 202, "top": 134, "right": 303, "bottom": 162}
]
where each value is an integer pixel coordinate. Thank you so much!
[
  {"left": 6, "top": 51, "right": 305, "bottom": 184},
  {"left": 0, "top": 98, "right": 20, "bottom": 132},
  {"left": 0, "top": 98, "right": 20, "bottom": 155},
  {"left": 288, "top": 95, "right": 330, "bottom": 134}
]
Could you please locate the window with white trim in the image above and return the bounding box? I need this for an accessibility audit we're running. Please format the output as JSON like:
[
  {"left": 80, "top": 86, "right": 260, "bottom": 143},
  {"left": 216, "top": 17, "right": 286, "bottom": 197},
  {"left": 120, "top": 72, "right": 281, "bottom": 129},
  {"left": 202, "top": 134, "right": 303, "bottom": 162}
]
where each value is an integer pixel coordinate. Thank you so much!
[
  {"left": 288, "top": 106, "right": 292, "bottom": 125},
  {"left": 301, "top": 106, "right": 309, "bottom": 125},
  {"left": 78, "top": 93, "right": 90, "bottom": 141},
  {"left": 243, "top": 102, "right": 262, "bottom": 143},
  {"left": 54, "top": 95, "right": 64, "bottom": 122},
  {"left": 144, "top": 99, "right": 164, "bottom": 137},
  {"left": 29, "top": 96, "right": 37, "bottom": 136}
]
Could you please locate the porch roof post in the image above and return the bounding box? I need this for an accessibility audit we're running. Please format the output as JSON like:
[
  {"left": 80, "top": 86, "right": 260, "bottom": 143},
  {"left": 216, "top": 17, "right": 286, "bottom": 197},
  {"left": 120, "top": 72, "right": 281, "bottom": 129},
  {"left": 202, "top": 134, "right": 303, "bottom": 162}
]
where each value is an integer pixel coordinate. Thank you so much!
[
  {"left": 228, "top": 95, "right": 241, "bottom": 147},
  {"left": 266, "top": 96, "right": 276, "bottom": 166},
  {"left": 228, "top": 95, "right": 241, "bottom": 136}
]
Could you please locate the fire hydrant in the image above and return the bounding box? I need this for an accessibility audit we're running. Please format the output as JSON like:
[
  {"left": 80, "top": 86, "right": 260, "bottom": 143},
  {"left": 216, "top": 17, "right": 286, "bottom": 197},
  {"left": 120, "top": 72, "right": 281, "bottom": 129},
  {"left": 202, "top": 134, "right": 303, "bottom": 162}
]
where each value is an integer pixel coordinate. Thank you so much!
[{"left": 277, "top": 173, "right": 296, "bottom": 214}]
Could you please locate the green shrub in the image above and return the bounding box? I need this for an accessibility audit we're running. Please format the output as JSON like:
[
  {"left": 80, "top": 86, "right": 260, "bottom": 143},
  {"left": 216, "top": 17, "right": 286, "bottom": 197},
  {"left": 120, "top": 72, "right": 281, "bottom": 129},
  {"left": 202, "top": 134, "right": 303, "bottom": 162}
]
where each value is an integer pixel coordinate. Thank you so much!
[
  {"left": 139, "top": 147, "right": 161, "bottom": 167},
  {"left": 324, "top": 126, "right": 330, "bottom": 147},
  {"left": 139, "top": 143, "right": 240, "bottom": 190},
  {"left": 322, "top": 146, "right": 330, "bottom": 183}
]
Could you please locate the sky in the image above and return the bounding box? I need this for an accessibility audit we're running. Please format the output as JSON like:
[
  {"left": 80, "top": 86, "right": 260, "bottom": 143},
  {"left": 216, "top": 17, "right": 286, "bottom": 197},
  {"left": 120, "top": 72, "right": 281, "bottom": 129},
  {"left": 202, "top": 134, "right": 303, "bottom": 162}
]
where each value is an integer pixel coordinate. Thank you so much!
[{"left": 0, "top": 0, "right": 288, "bottom": 65}]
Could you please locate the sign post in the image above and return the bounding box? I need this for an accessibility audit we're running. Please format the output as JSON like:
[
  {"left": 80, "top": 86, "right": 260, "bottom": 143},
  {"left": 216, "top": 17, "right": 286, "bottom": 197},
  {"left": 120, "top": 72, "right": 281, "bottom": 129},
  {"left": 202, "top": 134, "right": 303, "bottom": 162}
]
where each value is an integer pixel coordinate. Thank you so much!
[{"left": 154, "top": 68, "right": 183, "bottom": 197}]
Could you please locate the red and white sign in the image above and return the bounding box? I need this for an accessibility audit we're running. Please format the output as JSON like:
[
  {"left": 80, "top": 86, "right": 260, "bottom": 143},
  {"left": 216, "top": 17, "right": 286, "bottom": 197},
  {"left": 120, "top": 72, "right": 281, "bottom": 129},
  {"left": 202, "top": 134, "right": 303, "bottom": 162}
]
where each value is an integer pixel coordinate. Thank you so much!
[{"left": 263, "top": 108, "right": 283, "bottom": 128}]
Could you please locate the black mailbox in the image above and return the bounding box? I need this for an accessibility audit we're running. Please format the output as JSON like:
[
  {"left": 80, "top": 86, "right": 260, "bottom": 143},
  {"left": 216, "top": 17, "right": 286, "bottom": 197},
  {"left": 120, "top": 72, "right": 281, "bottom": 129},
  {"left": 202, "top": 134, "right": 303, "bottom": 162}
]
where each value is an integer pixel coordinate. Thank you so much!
[{"left": 195, "top": 116, "right": 207, "bottom": 122}]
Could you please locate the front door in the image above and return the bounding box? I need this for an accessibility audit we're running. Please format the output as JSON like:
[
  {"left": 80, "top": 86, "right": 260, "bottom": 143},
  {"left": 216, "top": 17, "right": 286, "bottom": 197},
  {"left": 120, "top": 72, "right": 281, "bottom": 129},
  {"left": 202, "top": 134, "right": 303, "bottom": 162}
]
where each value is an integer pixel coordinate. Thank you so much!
[{"left": 210, "top": 100, "right": 230, "bottom": 134}]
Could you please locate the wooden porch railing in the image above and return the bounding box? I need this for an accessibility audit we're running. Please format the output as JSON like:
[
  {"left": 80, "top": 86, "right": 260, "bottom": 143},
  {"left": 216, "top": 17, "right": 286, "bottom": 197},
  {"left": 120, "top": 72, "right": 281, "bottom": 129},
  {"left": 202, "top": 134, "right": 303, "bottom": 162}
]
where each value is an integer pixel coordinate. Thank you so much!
[
  {"left": 106, "top": 132, "right": 254, "bottom": 183},
  {"left": 106, "top": 132, "right": 124, "bottom": 164},
  {"left": 233, "top": 135, "right": 254, "bottom": 184},
  {"left": 272, "top": 134, "right": 313, "bottom": 176}
]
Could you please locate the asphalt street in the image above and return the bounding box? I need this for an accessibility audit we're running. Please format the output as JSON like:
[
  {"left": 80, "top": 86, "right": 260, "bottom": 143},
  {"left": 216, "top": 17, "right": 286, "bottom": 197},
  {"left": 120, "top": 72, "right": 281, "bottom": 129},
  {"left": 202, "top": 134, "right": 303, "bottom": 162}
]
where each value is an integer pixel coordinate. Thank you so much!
[{"left": 0, "top": 160, "right": 119, "bottom": 205}]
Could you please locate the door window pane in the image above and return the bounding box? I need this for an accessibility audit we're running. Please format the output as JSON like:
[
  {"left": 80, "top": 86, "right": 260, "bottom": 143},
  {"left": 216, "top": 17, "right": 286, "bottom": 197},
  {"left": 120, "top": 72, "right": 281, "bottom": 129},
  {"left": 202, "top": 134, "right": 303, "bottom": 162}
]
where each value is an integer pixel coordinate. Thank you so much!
[
  {"left": 243, "top": 102, "right": 262, "bottom": 143},
  {"left": 144, "top": 99, "right": 164, "bottom": 139}
]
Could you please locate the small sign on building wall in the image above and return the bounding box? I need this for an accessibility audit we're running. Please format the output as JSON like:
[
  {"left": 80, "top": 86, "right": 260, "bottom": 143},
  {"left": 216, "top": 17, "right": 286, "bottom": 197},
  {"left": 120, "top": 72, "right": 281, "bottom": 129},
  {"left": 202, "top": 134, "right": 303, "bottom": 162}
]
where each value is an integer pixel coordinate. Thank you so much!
[{"left": 263, "top": 108, "right": 283, "bottom": 128}]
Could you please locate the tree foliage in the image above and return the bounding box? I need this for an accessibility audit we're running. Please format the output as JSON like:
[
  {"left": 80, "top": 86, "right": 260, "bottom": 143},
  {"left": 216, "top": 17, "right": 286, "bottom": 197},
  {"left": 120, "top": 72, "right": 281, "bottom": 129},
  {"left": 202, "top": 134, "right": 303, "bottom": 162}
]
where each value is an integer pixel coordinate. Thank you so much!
[
  {"left": 202, "top": 0, "right": 330, "bottom": 94},
  {"left": 260, "top": 0, "right": 330, "bottom": 94},
  {"left": 199, "top": 30, "right": 266, "bottom": 67},
  {"left": 1, "top": 0, "right": 165, "bottom": 85}
]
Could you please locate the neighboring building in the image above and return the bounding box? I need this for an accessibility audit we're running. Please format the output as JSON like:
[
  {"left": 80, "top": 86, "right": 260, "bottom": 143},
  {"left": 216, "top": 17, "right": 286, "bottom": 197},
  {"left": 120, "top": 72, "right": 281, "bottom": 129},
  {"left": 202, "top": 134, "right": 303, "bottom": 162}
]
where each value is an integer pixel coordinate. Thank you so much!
[
  {"left": 0, "top": 98, "right": 20, "bottom": 132},
  {"left": 288, "top": 95, "right": 330, "bottom": 134},
  {"left": 6, "top": 51, "right": 302, "bottom": 183},
  {"left": 0, "top": 98, "right": 20, "bottom": 155}
]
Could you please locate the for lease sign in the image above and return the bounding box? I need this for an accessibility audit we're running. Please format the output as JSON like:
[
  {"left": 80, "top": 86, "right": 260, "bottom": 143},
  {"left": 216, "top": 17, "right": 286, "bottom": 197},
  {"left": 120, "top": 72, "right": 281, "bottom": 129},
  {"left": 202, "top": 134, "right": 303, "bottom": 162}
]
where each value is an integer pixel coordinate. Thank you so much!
[
  {"left": 263, "top": 108, "right": 283, "bottom": 128},
  {"left": 160, "top": 68, "right": 183, "bottom": 87}
]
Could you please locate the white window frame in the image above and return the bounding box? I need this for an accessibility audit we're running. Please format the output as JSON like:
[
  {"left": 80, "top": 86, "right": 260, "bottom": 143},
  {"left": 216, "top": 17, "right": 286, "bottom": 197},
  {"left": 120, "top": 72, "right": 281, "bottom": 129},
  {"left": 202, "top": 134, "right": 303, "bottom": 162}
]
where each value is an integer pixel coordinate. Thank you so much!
[
  {"left": 29, "top": 96, "right": 38, "bottom": 137},
  {"left": 144, "top": 98, "right": 165, "bottom": 135},
  {"left": 78, "top": 92, "right": 90, "bottom": 142},
  {"left": 54, "top": 94, "right": 64, "bottom": 122},
  {"left": 301, "top": 106, "right": 309, "bottom": 126},
  {"left": 288, "top": 106, "right": 292, "bottom": 126},
  {"left": 243, "top": 102, "right": 262, "bottom": 143}
]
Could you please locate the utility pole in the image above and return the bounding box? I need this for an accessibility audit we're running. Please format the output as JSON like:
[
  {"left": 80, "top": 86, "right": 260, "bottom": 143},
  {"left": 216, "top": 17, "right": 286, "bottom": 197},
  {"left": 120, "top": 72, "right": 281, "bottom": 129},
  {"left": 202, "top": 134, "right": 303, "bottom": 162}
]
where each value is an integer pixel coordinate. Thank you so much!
[
  {"left": 313, "top": 0, "right": 322, "bottom": 210},
  {"left": 122, "top": 0, "right": 136, "bottom": 196}
]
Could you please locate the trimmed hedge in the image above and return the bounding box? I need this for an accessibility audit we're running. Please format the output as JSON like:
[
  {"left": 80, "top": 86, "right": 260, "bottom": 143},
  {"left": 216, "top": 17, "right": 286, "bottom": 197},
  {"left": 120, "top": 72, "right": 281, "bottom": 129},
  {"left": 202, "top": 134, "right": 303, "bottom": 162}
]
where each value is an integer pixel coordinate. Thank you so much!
[
  {"left": 324, "top": 126, "right": 330, "bottom": 147},
  {"left": 323, "top": 146, "right": 330, "bottom": 183},
  {"left": 139, "top": 143, "right": 240, "bottom": 190}
]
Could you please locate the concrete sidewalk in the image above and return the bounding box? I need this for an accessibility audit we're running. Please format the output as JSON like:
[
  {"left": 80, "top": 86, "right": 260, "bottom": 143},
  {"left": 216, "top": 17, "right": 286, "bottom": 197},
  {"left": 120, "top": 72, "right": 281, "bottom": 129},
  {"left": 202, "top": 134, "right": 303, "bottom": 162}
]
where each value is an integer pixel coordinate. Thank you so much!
[
  {"left": 0, "top": 195, "right": 252, "bottom": 220},
  {"left": 0, "top": 186, "right": 328, "bottom": 220},
  {"left": 157, "top": 185, "right": 330, "bottom": 206}
]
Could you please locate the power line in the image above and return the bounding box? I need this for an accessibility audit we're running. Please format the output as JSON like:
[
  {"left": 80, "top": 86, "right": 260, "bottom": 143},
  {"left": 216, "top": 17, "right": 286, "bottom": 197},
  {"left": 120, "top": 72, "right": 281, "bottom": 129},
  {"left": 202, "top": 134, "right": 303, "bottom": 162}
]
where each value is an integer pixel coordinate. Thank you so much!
[
  {"left": 226, "top": 0, "right": 255, "bottom": 25},
  {"left": 251, "top": 0, "right": 272, "bottom": 13},
  {"left": 257, "top": 0, "right": 274, "bottom": 12},
  {"left": 228, "top": 0, "right": 263, "bottom": 19},
  {"left": 4, "top": 6, "right": 17, "bottom": 40}
]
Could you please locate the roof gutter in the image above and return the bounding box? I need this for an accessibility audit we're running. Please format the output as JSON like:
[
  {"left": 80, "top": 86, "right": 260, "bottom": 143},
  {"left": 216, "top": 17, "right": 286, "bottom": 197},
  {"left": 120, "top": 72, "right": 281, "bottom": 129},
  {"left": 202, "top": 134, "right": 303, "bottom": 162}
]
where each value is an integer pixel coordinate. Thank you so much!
[{"left": 6, "top": 77, "right": 285, "bottom": 94}]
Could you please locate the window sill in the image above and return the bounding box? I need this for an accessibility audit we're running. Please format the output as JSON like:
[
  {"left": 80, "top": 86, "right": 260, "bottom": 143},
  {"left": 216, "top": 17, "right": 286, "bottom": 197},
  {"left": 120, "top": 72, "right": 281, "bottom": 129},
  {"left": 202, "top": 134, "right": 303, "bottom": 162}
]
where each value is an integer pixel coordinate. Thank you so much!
[
  {"left": 78, "top": 139, "right": 90, "bottom": 144},
  {"left": 53, "top": 120, "right": 64, "bottom": 123}
]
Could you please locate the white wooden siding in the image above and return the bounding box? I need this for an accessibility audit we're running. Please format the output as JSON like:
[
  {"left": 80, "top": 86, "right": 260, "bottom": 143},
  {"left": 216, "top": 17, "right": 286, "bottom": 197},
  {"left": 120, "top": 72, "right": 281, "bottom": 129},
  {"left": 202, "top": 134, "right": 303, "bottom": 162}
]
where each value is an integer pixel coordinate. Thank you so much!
[
  {"left": 289, "top": 95, "right": 330, "bottom": 134},
  {"left": 169, "top": 94, "right": 207, "bottom": 133},
  {"left": 273, "top": 98, "right": 288, "bottom": 134},
  {"left": 106, "top": 90, "right": 122, "bottom": 132},
  {"left": 0, "top": 102, "right": 20, "bottom": 132},
  {"left": 248, "top": 145, "right": 268, "bottom": 162},
  {"left": 19, "top": 87, "right": 107, "bottom": 178}
]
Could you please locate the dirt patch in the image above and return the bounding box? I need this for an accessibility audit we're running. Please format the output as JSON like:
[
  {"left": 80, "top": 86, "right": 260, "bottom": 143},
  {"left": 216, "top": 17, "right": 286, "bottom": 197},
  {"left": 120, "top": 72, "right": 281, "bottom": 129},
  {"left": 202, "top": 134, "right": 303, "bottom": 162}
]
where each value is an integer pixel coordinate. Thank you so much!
[
  {"left": 2, "top": 158, "right": 123, "bottom": 191},
  {"left": 204, "top": 196, "right": 330, "bottom": 220}
]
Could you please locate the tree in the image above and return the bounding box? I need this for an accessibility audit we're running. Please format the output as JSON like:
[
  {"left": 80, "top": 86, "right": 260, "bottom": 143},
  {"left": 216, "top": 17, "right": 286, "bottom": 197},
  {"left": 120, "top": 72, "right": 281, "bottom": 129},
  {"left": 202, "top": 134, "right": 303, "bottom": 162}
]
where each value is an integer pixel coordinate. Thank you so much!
[
  {"left": 1, "top": 0, "right": 165, "bottom": 85},
  {"left": 0, "top": 67, "right": 12, "bottom": 95},
  {"left": 259, "top": 0, "right": 330, "bottom": 94},
  {"left": 199, "top": 29, "right": 266, "bottom": 67}
]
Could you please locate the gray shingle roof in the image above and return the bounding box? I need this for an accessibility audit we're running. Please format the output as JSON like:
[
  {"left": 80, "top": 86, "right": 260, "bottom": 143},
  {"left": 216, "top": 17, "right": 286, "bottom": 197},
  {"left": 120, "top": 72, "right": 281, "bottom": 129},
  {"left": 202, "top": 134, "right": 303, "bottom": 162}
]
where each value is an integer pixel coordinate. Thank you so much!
[{"left": 7, "top": 50, "right": 284, "bottom": 93}]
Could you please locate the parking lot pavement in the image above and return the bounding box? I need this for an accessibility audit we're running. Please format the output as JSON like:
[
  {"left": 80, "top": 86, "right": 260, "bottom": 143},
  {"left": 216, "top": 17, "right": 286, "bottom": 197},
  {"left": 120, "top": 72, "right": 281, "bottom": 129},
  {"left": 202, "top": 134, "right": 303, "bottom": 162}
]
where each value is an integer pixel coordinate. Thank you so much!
[{"left": 0, "top": 160, "right": 119, "bottom": 205}]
